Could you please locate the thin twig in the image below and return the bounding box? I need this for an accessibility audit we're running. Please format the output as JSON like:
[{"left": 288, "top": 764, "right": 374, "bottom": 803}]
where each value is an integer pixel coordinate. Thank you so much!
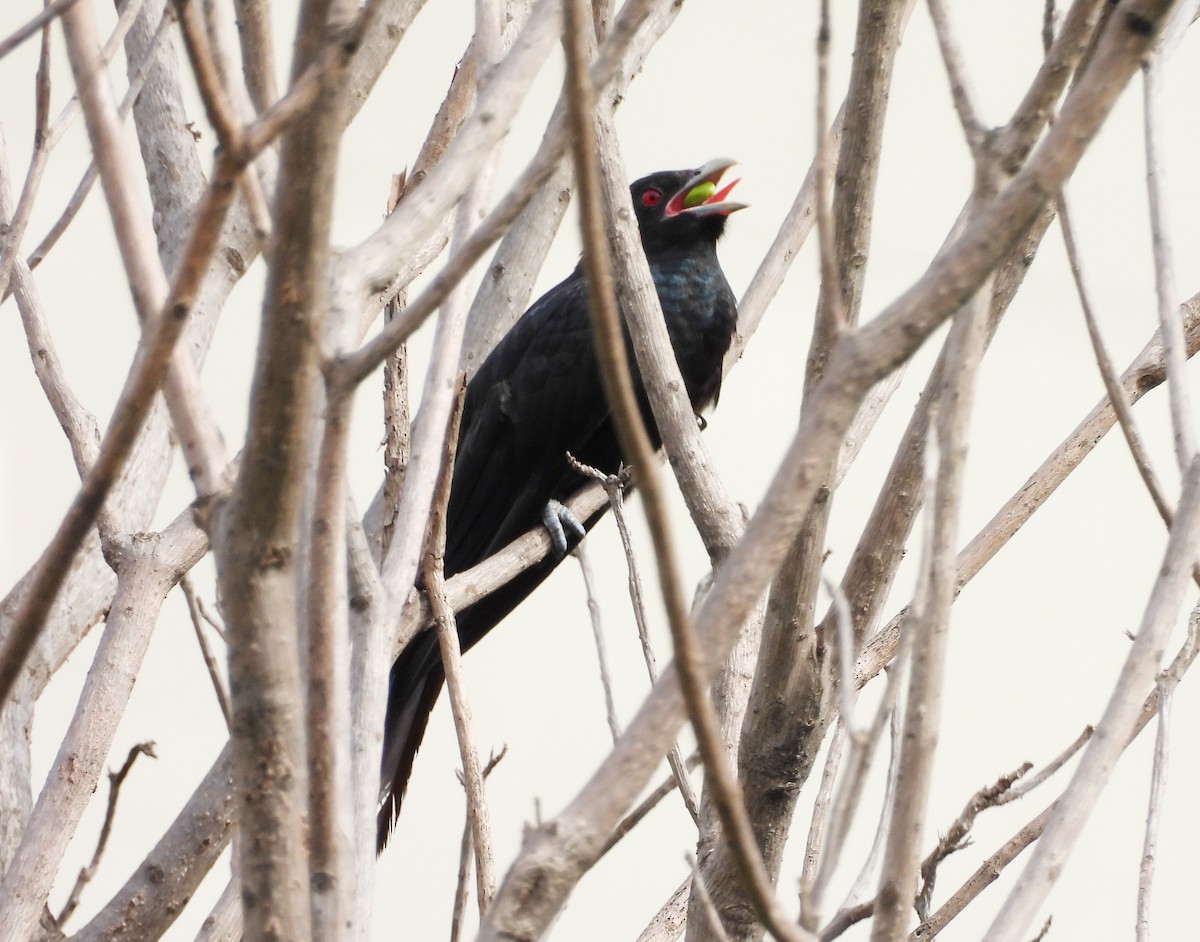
[
  {"left": 24, "top": 5, "right": 174, "bottom": 273},
  {"left": 451, "top": 748, "right": 508, "bottom": 942},
  {"left": 1135, "top": 615, "right": 1195, "bottom": 940},
  {"left": 599, "top": 751, "right": 701, "bottom": 857},
  {"left": 1006, "top": 726, "right": 1093, "bottom": 800},
  {"left": 813, "top": 0, "right": 846, "bottom": 334},
  {"left": 1143, "top": 6, "right": 1199, "bottom": 467},
  {"left": 180, "top": 576, "right": 232, "bottom": 727},
  {"left": 567, "top": 454, "right": 700, "bottom": 822},
  {"left": 573, "top": 541, "right": 622, "bottom": 744},
  {"left": 1058, "top": 194, "right": 1175, "bottom": 527},
  {"left": 381, "top": 175, "right": 411, "bottom": 562},
  {"left": 926, "top": 0, "right": 988, "bottom": 158},
  {"left": 916, "top": 765, "right": 1031, "bottom": 922},
  {"left": 0, "top": 0, "right": 84, "bottom": 61},
  {"left": 56, "top": 742, "right": 157, "bottom": 926},
  {"left": 564, "top": 1, "right": 811, "bottom": 936},
  {"left": 799, "top": 723, "right": 845, "bottom": 932}
]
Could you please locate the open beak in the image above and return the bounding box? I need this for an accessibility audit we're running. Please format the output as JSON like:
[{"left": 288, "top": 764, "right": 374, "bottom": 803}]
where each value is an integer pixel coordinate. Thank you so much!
[{"left": 664, "top": 157, "right": 748, "bottom": 218}]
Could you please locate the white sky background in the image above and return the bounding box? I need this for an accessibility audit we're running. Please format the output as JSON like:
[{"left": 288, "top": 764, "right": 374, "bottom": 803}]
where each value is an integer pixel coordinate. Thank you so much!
[{"left": 2, "top": 0, "right": 1200, "bottom": 940}]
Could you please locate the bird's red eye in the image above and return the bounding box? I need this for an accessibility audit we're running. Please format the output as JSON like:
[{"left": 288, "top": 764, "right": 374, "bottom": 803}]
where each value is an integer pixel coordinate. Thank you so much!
[{"left": 641, "top": 188, "right": 662, "bottom": 207}]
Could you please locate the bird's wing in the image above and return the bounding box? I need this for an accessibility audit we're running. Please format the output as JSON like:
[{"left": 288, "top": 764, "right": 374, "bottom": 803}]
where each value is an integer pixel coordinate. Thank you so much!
[{"left": 445, "top": 275, "right": 612, "bottom": 574}]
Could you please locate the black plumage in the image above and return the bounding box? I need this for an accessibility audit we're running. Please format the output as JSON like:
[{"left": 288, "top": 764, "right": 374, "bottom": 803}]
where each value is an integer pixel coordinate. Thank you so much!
[{"left": 378, "top": 159, "right": 745, "bottom": 849}]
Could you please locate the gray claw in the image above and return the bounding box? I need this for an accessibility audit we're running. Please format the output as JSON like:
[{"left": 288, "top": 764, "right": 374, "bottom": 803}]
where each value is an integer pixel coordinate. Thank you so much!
[{"left": 542, "top": 499, "right": 586, "bottom": 558}]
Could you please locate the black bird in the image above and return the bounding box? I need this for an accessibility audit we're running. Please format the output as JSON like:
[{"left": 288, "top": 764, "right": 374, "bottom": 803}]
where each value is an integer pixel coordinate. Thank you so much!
[{"left": 378, "top": 158, "right": 745, "bottom": 849}]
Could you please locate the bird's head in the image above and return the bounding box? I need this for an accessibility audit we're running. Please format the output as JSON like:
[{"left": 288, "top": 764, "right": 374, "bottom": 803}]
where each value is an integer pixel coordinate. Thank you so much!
[{"left": 631, "top": 158, "right": 746, "bottom": 255}]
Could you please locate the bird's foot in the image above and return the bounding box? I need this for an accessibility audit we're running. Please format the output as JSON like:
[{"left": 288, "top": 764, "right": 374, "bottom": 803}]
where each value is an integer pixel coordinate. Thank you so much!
[{"left": 542, "top": 499, "right": 586, "bottom": 559}]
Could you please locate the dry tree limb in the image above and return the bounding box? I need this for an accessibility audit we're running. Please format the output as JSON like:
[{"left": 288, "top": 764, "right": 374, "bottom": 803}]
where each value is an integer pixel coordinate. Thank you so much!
[
  {"left": 68, "top": 746, "right": 236, "bottom": 942},
  {"left": 688, "top": 854, "right": 734, "bottom": 942},
  {"left": 600, "top": 752, "right": 702, "bottom": 859},
  {"left": 231, "top": 0, "right": 278, "bottom": 114},
  {"left": 425, "top": 375, "right": 497, "bottom": 913},
  {"left": 566, "top": 1, "right": 810, "bottom": 939},
  {"left": 191, "top": 877, "right": 242, "bottom": 942},
  {"left": 870, "top": 219, "right": 993, "bottom": 942},
  {"left": 636, "top": 879, "right": 692, "bottom": 942},
  {"left": 451, "top": 747, "right": 509, "bottom": 942},
  {"left": 306, "top": 383, "right": 356, "bottom": 942},
  {"left": 799, "top": 723, "right": 845, "bottom": 932},
  {"left": 704, "top": 2, "right": 914, "bottom": 937},
  {"left": 381, "top": 175, "right": 411, "bottom": 562},
  {"left": 213, "top": 0, "right": 358, "bottom": 935},
  {"left": 1, "top": 509, "right": 208, "bottom": 942}
]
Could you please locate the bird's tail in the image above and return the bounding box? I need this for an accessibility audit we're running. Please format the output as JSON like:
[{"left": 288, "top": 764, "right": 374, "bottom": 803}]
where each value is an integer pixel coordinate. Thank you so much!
[
  {"left": 376, "top": 502, "right": 613, "bottom": 851},
  {"left": 376, "top": 556, "right": 564, "bottom": 851},
  {"left": 377, "top": 630, "right": 445, "bottom": 852}
]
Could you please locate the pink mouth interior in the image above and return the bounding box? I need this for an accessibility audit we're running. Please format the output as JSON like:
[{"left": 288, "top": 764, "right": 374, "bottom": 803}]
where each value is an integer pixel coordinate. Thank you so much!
[{"left": 665, "top": 175, "right": 740, "bottom": 216}]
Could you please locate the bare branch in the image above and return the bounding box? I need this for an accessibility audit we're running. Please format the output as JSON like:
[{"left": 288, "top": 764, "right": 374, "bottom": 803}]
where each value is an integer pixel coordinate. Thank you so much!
[
  {"left": 180, "top": 576, "right": 232, "bottom": 727},
  {"left": 0, "top": 511, "right": 208, "bottom": 940},
  {"left": 214, "top": 0, "right": 357, "bottom": 935},
  {"left": 425, "top": 376, "right": 497, "bottom": 913},
  {"left": 572, "top": 541, "right": 622, "bottom": 744},
  {"left": 71, "top": 747, "right": 236, "bottom": 942},
  {"left": 0, "top": 0, "right": 84, "bottom": 61},
  {"left": 926, "top": 0, "right": 988, "bottom": 157},
  {"left": 1142, "top": 11, "right": 1198, "bottom": 466}
]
